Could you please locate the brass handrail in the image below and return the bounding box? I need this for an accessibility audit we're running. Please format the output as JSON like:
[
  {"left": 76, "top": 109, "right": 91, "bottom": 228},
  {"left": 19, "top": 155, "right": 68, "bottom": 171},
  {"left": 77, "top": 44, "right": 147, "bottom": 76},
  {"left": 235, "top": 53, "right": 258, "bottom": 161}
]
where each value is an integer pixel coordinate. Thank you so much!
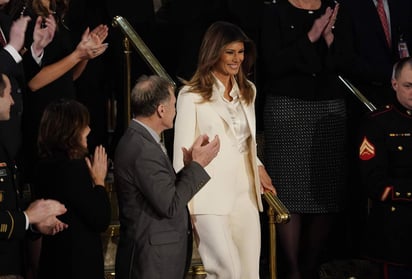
[
  {"left": 112, "top": 16, "right": 176, "bottom": 88},
  {"left": 122, "top": 37, "right": 132, "bottom": 129},
  {"left": 263, "top": 192, "right": 291, "bottom": 279},
  {"left": 263, "top": 192, "right": 291, "bottom": 224},
  {"left": 338, "top": 75, "right": 377, "bottom": 112},
  {"left": 112, "top": 15, "right": 175, "bottom": 134}
]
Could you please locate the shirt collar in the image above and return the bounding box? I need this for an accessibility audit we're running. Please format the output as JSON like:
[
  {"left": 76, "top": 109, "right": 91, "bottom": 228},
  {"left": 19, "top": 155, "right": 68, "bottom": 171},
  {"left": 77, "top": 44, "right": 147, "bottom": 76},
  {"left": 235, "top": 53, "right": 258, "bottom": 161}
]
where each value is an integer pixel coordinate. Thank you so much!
[
  {"left": 133, "top": 119, "right": 161, "bottom": 143},
  {"left": 392, "top": 99, "right": 412, "bottom": 117},
  {"left": 213, "top": 74, "right": 240, "bottom": 101}
]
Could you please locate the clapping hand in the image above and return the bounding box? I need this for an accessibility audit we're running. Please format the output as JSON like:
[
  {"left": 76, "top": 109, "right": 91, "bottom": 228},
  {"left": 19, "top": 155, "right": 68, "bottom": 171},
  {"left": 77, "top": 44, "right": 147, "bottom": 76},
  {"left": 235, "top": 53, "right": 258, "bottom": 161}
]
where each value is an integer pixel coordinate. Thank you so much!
[
  {"left": 182, "top": 135, "right": 211, "bottom": 166},
  {"left": 8, "top": 16, "right": 31, "bottom": 52},
  {"left": 322, "top": 3, "right": 339, "bottom": 46},
  {"left": 85, "top": 145, "right": 108, "bottom": 187},
  {"left": 189, "top": 134, "right": 220, "bottom": 168},
  {"left": 307, "top": 5, "right": 337, "bottom": 46},
  {"left": 32, "top": 15, "right": 57, "bottom": 57},
  {"left": 36, "top": 215, "right": 68, "bottom": 235},
  {"left": 76, "top": 25, "right": 109, "bottom": 60},
  {"left": 25, "top": 199, "right": 68, "bottom": 235},
  {"left": 86, "top": 24, "right": 109, "bottom": 59},
  {"left": 90, "top": 24, "right": 108, "bottom": 42}
]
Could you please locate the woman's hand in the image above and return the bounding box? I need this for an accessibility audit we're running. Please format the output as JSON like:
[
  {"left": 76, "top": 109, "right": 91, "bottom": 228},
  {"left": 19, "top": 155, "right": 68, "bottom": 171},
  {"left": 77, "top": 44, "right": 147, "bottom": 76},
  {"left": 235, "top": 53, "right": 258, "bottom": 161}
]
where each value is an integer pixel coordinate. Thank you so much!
[
  {"left": 307, "top": 7, "right": 333, "bottom": 43},
  {"left": 90, "top": 24, "right": 108, "bottom": 43},
  {"left": 322, "top": 3, "right": 339, "bottom": 47},
  {"left": 85, "top": 145, "right": 108, "bottom": 187},
  {"left": 74, "top": 26, "right": 108, "bottom": 60},
  {"left": 258, "top": 165, "right": 277, "bottom": 194},
  {"left": 32, "top": 15, "right": 56, "bottom": 57}
]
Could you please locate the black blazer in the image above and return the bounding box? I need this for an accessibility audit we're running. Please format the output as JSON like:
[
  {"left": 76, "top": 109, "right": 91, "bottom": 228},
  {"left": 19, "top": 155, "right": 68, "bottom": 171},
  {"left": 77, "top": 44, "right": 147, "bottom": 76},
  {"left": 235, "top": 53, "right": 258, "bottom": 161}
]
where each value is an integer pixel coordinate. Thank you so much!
[
  {"left": 114, "top": 121, "right": 210, "bottom": 279},
  {"left": 260, "top": 0, "right": 354, "bottom": 101}
]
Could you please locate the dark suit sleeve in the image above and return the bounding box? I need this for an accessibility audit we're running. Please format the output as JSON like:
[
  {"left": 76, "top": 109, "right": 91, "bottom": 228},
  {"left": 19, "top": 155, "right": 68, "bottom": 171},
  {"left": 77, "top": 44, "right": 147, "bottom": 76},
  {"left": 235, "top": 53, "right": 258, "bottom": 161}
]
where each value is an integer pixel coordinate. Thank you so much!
[
  {"left": 134, "top": 143, "right": 210, "bottom": 218},
  {"left": 0, "top": 49, "right": 20, "bottom": 74},
  {"left": 59, "top": 160, "right": 111, "bottom": 232}
]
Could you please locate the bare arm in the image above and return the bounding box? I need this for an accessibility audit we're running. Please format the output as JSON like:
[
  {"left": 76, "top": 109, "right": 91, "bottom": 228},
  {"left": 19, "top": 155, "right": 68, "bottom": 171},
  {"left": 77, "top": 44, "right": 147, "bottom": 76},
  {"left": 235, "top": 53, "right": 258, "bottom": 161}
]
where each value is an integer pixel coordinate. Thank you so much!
[{"left": 28, "top": 25, "right": 108, "bottom": 91}]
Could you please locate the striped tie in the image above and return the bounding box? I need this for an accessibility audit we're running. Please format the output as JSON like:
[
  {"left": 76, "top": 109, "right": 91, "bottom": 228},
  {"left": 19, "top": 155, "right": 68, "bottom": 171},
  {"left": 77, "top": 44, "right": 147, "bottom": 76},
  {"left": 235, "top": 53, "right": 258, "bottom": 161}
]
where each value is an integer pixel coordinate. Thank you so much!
[
  {"left": 0, "top": 27, "right": 7, "bottom": 47},
  {"left": 376, "top": 0, "right": 391, "bottom": 47}
]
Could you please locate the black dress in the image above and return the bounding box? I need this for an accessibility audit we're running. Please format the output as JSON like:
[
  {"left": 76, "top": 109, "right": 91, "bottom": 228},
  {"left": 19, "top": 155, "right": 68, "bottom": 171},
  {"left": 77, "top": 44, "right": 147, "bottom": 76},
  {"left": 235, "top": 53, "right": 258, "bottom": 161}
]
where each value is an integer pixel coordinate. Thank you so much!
[
  {"left": 36, "top": 153, "right": 111, "bottom": 279},
  {"left": 22, "top": 13, "right": 77, "bottom": 182},
  {"left": 260, "top": 0, "right": 354, "bottom": 213}
]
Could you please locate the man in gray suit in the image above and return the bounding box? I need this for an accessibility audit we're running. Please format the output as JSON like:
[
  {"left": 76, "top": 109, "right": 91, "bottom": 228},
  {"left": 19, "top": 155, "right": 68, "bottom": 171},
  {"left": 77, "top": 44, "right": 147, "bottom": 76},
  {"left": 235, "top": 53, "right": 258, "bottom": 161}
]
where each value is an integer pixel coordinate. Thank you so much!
[{"left": 114, "top": 75, "right": 220, "bottom": 279}]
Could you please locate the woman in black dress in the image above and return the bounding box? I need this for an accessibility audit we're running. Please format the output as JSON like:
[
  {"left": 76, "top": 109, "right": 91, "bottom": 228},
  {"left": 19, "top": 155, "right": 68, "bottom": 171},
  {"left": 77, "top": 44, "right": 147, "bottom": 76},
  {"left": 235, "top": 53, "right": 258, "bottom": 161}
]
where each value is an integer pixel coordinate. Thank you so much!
[
  {"left": 35, "top": 99, "right": 111, "bottom": 279},
  {"left": 260, "top": 0, "right": 354, "bottom": 278},
  {"left": 20, "top": 0, "right": 108, "bottom": 183}
]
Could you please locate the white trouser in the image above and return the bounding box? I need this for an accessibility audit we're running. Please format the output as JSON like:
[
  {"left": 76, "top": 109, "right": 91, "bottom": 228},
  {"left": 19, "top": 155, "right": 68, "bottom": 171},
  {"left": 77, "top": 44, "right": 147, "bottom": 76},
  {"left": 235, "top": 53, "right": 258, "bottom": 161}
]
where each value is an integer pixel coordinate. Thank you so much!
[{"left": 192, "top": 154, "right": 261, "bottom": 279}]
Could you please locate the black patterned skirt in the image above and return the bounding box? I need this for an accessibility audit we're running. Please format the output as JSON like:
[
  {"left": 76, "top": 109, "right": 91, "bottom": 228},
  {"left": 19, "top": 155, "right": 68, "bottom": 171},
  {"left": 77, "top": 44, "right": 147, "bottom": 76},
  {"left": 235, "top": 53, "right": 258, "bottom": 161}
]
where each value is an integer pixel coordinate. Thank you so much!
[{"left": 263, "top": 95, "right": 346, "bottom": 213}]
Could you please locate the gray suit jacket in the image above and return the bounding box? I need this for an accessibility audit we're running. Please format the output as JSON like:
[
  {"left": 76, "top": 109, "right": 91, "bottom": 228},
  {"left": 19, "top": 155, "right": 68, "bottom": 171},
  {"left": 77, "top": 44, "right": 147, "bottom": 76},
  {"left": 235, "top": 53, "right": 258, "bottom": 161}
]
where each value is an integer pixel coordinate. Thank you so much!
[{"left": 114, "top": 120, "right": 210, "bottom": 279}]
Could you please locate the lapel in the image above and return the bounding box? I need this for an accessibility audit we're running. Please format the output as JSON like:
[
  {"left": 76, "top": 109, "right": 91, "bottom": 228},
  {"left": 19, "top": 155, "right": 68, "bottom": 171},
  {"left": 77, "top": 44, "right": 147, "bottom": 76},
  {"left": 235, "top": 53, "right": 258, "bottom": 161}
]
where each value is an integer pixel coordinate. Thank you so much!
[
  {"left": 242, "top": 97, "right": 255, "bottom": 140},
  {"left": 210, "top": 89, "right": 236, "bottom": 137},
  {"left": 129, "top": 120, "right": 170, "bottom": 160}
]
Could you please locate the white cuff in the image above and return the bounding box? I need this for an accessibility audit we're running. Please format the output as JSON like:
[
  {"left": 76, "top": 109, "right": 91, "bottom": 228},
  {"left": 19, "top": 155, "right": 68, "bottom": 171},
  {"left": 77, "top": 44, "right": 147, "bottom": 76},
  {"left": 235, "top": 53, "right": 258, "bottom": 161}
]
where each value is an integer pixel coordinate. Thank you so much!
[
  {"left": 31, "top": 43, "right": 44, "bottom": 65},
  {"left": 23, "top": 211, "right": 29, "bottom": 230},
  {"left": 4, "top": 44, "right": 22, "bottom": 63}
]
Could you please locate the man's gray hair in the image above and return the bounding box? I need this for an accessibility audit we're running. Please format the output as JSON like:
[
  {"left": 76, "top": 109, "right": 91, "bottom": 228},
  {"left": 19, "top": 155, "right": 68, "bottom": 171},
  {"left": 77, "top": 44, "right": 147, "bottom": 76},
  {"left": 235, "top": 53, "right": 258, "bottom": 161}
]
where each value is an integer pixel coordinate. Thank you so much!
[{"left": 131, "top": 75, "right": 174, "bottom": 117}]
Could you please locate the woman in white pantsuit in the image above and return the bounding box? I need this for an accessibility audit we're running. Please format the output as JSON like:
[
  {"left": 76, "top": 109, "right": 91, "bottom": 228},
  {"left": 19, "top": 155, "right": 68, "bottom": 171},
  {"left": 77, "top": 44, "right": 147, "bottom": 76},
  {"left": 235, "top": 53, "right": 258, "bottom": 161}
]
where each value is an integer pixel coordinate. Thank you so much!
[{"left": 173, "top": 21, "right": 276, "bottom": 279}]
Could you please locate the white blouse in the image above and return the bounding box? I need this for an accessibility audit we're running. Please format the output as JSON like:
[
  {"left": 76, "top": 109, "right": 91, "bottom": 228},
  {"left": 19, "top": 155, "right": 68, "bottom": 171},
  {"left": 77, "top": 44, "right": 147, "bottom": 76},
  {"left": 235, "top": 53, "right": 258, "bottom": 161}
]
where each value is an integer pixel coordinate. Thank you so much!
[{"left": 216, "top": 77, "right": 251, "bottom": 153}]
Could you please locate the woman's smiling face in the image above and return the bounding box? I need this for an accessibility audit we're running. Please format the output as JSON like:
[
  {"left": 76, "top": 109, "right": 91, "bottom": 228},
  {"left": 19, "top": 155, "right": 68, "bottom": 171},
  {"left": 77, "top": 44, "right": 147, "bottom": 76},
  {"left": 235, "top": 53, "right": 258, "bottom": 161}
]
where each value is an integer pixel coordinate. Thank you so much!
[{"left": 213, "top": 41, "right": 245, "bottom": 80}]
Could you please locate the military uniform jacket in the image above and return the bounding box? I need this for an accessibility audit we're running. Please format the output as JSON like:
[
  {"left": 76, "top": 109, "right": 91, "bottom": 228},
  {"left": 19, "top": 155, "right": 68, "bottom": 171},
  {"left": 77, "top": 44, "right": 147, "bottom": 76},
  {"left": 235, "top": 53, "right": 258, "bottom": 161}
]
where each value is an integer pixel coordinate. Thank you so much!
[
  {"left": 0, "top": 144, "right": 26, "bottom": 276},
  {"left": 358, "top": 101, "right": 412, "bottom": 266}
]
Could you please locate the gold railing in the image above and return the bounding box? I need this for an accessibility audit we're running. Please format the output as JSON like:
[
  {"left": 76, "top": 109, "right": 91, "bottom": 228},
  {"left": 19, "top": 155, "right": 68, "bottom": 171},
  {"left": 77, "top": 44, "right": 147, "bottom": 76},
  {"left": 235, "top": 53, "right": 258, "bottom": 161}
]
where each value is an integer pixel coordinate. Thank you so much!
[
  {"left": 108, "top": 16, "right": 291, "bottom": 279},
  {"left": 263, "top": 192, "right": 291, "bottom": 279},
  {"left": 112, "top": 15, "right": 176, "bottom": 127},
  {"left": 112, "top": 16, "right": 175, "bottom": 87},
  {"left": 338, "top": 76, "right": 377, "bottom": 112},
  {"left": 263, "top": 192, "right": 291, "bottom": 224}
]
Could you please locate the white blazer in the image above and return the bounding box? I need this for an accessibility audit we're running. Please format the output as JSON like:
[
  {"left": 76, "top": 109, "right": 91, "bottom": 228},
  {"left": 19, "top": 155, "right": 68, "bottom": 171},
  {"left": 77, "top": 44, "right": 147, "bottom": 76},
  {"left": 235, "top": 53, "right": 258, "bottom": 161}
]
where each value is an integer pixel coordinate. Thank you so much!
[{"left": 173, "top": 78, "right": 263, "bottom": 215}]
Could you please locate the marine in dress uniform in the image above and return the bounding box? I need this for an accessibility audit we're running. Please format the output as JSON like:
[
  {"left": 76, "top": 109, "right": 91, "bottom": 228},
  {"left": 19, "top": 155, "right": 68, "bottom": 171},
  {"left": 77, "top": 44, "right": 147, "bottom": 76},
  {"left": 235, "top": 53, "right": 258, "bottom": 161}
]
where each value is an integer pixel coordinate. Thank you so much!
[
  {"left": 0, "top": 73, "right": 27, "bottom": 278},
  {"left": 358, "top": 57, "right": 412, "bottom": 279},
  {"left": 0, "top": 74, "right": 67, "bottom": 279},
  {"left": 0, "top": 145, "right": 27, "bottom": 278}
]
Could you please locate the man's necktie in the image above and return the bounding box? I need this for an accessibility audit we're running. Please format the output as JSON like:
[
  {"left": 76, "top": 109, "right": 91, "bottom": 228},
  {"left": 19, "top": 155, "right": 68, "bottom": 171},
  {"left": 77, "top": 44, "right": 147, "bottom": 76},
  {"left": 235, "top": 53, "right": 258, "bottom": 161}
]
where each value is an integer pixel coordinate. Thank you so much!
[
  {"left": 0, "top": 27, "right": 7, "bottom": 47},
  {"left": 159, "top": 140, "right": 168, "bottom": 156},
  {"left": 376, "top": 0, "right": 391, "bottom": 47}
]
